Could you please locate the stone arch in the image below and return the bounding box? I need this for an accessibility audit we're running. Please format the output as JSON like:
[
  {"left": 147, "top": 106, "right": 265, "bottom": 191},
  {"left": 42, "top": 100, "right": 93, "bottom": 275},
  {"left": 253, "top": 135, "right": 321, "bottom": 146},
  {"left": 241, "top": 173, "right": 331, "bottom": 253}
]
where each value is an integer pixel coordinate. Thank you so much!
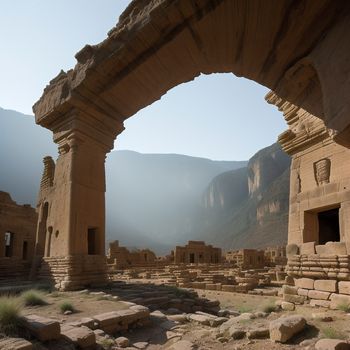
[{"left": 31, "top": 0, "right": 350, "bottom": 290}]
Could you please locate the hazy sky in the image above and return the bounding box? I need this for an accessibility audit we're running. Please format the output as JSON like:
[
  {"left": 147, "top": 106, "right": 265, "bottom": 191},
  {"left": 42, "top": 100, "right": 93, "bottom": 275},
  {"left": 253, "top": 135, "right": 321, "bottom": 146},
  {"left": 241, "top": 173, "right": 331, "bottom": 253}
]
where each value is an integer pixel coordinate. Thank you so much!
[{"left": 1, "top": 1, "right": 286, "bottom": 161}]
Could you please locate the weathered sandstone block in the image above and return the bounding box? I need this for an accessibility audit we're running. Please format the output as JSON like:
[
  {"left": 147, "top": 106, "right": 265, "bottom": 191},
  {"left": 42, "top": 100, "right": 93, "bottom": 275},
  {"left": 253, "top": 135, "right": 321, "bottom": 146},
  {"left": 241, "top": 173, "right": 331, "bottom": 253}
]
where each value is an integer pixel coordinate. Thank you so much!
[
  {"left": 283, "top": 294, "right": 306, "bottom": 304},
  {"left": 325, "top": 242, "right": 347, "bottom": 255},
  {"left": 315, "top": 339, "right": 350, "bottom": 350},
  {"left": 295, "top": 278, "right": 314, "bottom": 289},
  {"left": 308, "top": 290, "right": 331, "bottom": 300},
  {"left": 0, "top": 337, "right": 33, "bottom": 350},
  {"left": 310, "top": 299, "right": 331, "bottom": 308},
  {"left": 314, "top": 280, "right": 337, "bottom": 292},
  {"left": 330, "top": 293, "right": 350, "bottom": 309},
  {"left": 269, "top": 315, "right": 306, "bottom": 343},
  {"left": 282, "top": 285, "right": 298, "bottom": 295},
  {"left": 300, "top": 242, "right": 315, "bottom": 255},
  {"left": 61, "top": 325, "right": 96, "bottom": 349},
  {"left": 338, "top": 281, "right": 350, "bottom": 295},
  {"left": 297, "top": 288, "right": 309, "bottom": 297},
  {"left": 23, "top": 315, "right": 60, "bottom": 342}
]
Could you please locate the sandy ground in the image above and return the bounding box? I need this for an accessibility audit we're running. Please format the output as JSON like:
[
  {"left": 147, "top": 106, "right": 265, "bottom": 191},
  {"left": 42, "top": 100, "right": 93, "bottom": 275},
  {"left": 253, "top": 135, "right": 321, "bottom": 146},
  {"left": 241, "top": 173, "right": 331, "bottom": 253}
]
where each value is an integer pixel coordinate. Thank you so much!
[{"left": 9, "top": 285, "right": 350, "bottom": 349}]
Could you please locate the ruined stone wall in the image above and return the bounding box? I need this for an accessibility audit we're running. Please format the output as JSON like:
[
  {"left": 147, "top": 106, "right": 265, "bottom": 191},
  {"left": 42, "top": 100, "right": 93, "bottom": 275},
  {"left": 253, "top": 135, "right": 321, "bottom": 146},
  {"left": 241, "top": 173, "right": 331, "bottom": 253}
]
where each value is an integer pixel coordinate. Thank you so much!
[
  {"left": 107, "top": 240, "right": 157, "bottom": 269},
  {"left": 0, "top": 191, "right": 37, "bottom": 279},
  {"left": 225, "top": 249, "right": 265, "bottom": 269},
  {"left": 174, "top": 241, "right": 221, "bottom": 264},
  {"left": 264, "top": 246, "right": 287, "bottom": 266}
]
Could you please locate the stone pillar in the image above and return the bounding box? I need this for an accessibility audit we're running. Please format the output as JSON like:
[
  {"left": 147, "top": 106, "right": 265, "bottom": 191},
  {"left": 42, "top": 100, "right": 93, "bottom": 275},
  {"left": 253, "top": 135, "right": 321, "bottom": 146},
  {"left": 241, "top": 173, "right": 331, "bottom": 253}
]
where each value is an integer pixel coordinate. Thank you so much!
[
  {"left": 35, "top": 110, "right": 123, "bottom": 290},
  {"left": 340, "top": 201, "right": 350, "bottom": 253}
]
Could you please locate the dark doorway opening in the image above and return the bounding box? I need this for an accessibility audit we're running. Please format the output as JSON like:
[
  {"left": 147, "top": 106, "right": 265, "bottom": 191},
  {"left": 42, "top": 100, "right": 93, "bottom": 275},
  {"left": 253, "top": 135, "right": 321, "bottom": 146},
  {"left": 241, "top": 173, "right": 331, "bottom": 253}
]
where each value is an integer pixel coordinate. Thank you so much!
[
  {"left": 22, "top": 241, "right": 28, "bottom": 260},
  {"left": 189, "top": 253, "right": 195, "bottom": 263},
  {"left": 318, "top": 208, "right": 340, "bottom": 245},
  {"left": 5, "top": 232, "right": 14, "bottom": 257},
  {"left": 88, "top": 228, "right": 97, "bottom": 255}
]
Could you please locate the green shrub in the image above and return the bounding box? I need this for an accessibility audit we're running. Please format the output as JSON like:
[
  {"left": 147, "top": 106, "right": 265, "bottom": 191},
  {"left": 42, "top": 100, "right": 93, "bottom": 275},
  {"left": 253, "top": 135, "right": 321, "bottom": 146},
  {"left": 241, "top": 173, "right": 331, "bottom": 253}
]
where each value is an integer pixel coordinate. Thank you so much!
[
  {"left": 21, "top": 289, "right": 46, "bottom": 307},
  {"left": 59, "top": 301, "right": 75, "bottom": 314},
  {"left": 98, "top": 337, "right": 115, "bottom": 350},
  {"left": 237, "top": 305, "right": 253, "bottom": 313},
  {"left": 261, "top": 301, "right": 278, "bottom": 313},
  {"left": 321, "top": 327, "right": 346, "bottom": 340},
  {"left": 0, "top": 296, "right": 22, "bottom": 336},
  {"left": 337, "top": 302, "right": 350, "bottom": 313}
]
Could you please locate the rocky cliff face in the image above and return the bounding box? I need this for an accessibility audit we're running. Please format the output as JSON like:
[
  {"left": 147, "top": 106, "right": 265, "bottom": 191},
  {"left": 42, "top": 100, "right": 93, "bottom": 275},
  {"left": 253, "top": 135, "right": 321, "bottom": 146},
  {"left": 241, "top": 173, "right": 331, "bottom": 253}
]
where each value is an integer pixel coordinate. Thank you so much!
[{"left": 198, "top": 143, "right": 290, "bottom": 249}]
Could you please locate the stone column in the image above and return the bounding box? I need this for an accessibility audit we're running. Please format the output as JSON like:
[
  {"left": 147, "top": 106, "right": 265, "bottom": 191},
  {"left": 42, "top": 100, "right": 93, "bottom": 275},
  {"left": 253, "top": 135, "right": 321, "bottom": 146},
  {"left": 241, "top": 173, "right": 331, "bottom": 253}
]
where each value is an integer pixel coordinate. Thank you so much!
[{"left": 35, "top": 110, "right": 123, "bottom": 289}]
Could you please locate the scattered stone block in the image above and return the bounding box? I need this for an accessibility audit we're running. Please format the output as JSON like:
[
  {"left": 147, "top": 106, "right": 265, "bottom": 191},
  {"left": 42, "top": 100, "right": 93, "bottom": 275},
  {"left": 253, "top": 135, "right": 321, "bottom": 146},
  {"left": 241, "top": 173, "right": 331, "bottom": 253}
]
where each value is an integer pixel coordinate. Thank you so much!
[
  {"left": 167, "top": 340, "right": 196, "bottom": 350},
  {"left": 133, "top": 342, "right": 149, "bottom": 349},
  {"left": 283, "top": 293, "right": 305, "bottom": 304},
  {"left": 247, "top": 328, "right": 269, "bottom": 339},
  {"left": 269, "top": 315, "right": 306, "bottom": 343},
  {"left": 228, "top": 327, "right": 246, "bottom": 339},
  {"left": 61, "top": 325, "right": 96, "bottom": 349},
  {"left": 281, "top": 301, "right": 295, "bottom": 311},
  {"left": 23, "top": 315, "right": 60, "bottom": 342},
  {"left": 115, "top": 336, "right": 130, "bottom": 348},
  {"left": 189, "top": 313, "right": 211, "bottom": 326},
  {"left": 0, "top": 337, "right": 33, "bottom": 350},
  {"left": 315, "top": 339, "right": 350, "bottom": 350},
  {"left": 209, "top": 317, "right": 228, "bottom": 327}
]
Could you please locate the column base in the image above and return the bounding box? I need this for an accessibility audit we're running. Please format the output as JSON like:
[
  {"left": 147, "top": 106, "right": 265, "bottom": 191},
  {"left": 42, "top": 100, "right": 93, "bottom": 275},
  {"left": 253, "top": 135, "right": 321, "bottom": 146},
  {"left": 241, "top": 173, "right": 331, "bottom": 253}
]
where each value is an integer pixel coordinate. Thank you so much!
[{"left": 39, "top": 255, "right": 109, "bottom": 291}]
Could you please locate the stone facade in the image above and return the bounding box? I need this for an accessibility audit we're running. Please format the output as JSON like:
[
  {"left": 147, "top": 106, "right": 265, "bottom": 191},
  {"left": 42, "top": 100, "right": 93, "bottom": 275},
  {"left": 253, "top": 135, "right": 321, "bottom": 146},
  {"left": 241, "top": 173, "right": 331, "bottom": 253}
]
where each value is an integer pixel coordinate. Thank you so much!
[
  {"left": 268, "top": 72, "right": 350, "bottom": 304},
  {"left": 174, "top": 241, "right": 221, "bottom": 264},
  {"left": 0, "top": 191, "right": 37, "bottom": 279},
  {"left": 31, "top": 1, "right": 350, "bottom": 289},
  {"left": 225, "top": 249, "right": 265, "bottom": 269},
  {"left": 34, "top": 157, "right": 108, "bottom": 290},
  {"left": 264, "top": 246, "right": 287, "bottom": 266},
  {"left": 107, "top": 240, "right": 156, "bottom": 269}
]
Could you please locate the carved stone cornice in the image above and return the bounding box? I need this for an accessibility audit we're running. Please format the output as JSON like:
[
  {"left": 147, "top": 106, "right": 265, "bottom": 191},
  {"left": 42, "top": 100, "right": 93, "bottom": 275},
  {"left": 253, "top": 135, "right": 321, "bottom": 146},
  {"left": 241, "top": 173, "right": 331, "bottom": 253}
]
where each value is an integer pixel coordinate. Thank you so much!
[{"left": 266, "top": 91, "right": 329, "bottom": 155}]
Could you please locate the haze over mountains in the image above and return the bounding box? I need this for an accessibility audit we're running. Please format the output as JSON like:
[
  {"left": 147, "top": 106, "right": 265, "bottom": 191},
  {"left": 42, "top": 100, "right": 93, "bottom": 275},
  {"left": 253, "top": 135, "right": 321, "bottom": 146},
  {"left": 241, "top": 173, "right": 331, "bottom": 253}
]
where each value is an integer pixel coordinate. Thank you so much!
[{"left": 0, "top": 107, "right": 290, "bottom": 254}]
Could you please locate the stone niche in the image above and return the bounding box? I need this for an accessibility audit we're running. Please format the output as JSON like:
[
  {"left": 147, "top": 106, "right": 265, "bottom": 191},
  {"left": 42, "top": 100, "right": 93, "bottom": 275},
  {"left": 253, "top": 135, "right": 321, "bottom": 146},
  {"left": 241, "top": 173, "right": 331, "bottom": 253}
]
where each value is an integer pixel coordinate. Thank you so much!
[{"left": 0, "top": 191, "right": 37, "bottom": 280}]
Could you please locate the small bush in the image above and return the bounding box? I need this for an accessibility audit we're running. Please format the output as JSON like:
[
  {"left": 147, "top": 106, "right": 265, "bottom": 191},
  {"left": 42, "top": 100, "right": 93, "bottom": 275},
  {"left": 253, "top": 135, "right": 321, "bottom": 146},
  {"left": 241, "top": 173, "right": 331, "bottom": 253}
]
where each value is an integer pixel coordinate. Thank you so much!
[
  {"left": 98, "top": 337, "right": 115, "bottom": 350},
  {"left": 237, "top": 305, "right": 253, "bottom": 313},
  {"left": 321, "top": 327, "right": 346, "bottom": 340},
  {"left": 261, "top": 301, "right": 278, "bottom": 313},
  {"left": 21, "top": 290, "right": 46, "bottom": 307},
  {"left": 337, "top": 302, "right": 350, "bottom": 313},
  {"left": 59, "top": 301, "right": 75, "bottom": 314},
  {"left": 0, "top": 296, "right": 22, "bottom": 336}
]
